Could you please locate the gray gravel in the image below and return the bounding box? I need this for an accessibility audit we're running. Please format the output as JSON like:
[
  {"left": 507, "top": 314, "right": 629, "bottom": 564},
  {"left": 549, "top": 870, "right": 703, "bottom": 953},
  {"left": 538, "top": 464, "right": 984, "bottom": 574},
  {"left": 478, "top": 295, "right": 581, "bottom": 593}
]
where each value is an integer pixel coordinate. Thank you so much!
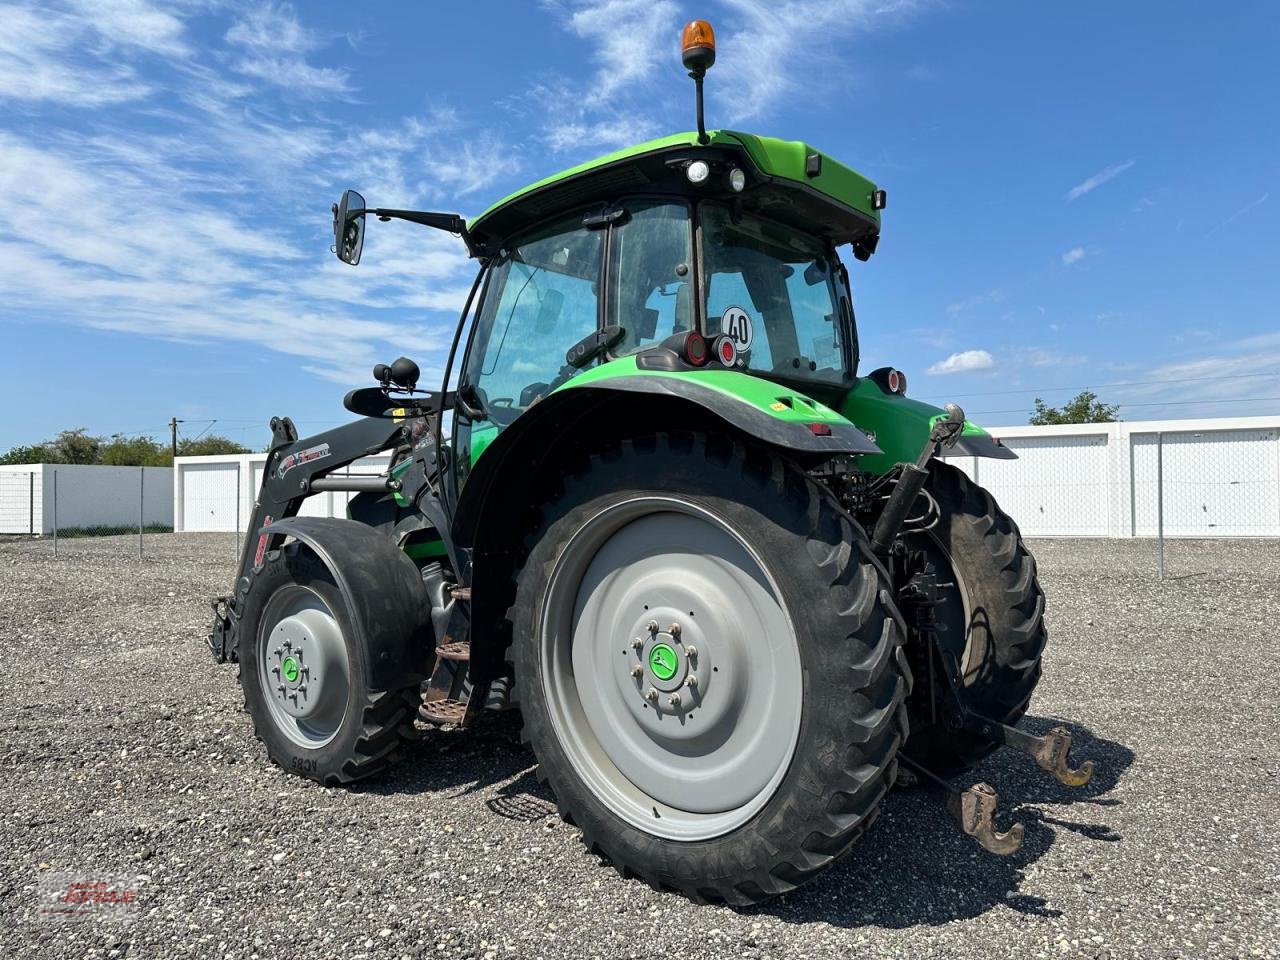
[{"left": 1, "top": 533, "right": 1277, "bottom": 959}]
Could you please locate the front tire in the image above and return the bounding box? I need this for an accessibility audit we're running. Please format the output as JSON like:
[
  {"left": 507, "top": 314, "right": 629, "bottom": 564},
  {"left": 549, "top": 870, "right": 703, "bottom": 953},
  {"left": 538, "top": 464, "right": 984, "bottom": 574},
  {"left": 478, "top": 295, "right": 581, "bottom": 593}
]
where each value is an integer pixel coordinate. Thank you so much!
[
  {"left": 238, "top": 543, "right": 421, "bottom": 785},
  {"left": 512, "top": 433, "right": 909, "bottom": 905}
]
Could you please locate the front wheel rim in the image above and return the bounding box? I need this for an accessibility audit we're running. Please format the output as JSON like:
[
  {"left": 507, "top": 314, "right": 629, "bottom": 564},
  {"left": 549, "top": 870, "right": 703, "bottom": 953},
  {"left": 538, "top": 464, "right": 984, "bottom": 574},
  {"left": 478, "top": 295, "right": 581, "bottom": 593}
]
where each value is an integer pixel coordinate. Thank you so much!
[
  {"left": 257, "top": 586, "right": 350, "bottom": 749},
  {"left": 539, "top": 497, "right": 802, "bottom": 842}
]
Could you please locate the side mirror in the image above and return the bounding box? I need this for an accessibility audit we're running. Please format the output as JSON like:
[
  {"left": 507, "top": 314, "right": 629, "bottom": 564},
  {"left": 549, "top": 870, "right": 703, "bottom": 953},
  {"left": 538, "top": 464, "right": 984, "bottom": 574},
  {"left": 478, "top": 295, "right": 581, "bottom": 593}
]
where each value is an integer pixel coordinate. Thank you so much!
[{"left": 332, "top": 189, "right": 366, "bottom": 265}]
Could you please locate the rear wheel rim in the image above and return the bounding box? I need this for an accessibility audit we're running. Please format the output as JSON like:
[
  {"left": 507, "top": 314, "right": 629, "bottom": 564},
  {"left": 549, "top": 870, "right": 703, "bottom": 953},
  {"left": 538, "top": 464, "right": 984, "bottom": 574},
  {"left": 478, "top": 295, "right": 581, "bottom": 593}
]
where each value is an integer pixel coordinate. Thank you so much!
[
  {"left": 540, "top": 497, "right": 802, "bottom": 841},
  {"left": 257, "top": 586, "right": 350, "bottom": 749}
]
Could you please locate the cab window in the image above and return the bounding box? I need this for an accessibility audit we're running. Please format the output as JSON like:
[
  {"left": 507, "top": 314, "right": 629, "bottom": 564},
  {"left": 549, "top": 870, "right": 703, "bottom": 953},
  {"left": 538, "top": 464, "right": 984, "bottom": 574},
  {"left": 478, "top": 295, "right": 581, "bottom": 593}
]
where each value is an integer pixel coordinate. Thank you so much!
[
  {"left": 607, "top": 201, "right": 694, "bottom": 354},
  {"left": 700, "top": 203, "right": 848, "bottom": 383},
  {"left": 461, "top": 214, "right": 602, "bottom": 425}
]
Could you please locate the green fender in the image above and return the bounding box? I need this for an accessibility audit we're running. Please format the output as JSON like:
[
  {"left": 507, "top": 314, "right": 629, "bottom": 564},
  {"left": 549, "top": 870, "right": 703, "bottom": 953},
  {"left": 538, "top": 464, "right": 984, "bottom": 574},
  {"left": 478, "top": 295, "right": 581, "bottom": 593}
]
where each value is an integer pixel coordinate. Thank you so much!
[
  {"left": 838, "top": 378, "right": 1016, "bottom": 476},
  {"left": 450, "top": 356, "right": 880, "bottom": 550}
]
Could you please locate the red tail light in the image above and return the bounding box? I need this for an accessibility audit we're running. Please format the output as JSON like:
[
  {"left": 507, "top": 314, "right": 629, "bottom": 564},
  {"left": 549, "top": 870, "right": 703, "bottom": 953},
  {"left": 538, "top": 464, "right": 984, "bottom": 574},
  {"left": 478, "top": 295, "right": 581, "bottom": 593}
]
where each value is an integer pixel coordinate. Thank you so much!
[
  {"left": 684, "top": 331, "right": 709, "bottom": 366},
  {"left": 807, "top": 423, "right": 832, "bottom": 436},
  {"left": 887, "top": 369, "right": 907, "bottom": 395}
]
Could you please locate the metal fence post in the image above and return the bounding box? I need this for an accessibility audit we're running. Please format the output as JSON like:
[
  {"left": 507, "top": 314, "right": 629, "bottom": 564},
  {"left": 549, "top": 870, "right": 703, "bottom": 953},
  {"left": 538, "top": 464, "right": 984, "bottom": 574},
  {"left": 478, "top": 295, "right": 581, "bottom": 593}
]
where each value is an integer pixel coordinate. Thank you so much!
[
  {"left": 1156, "top": 431, "right": 1165, "bottom": 580},
  {"left": 235, "top": 461, "right": 242, "bottom": 560},
  {"left": 139, "top": 466, "right": 145, "bottom": 558},
  {"left": 1128, "top": 435, "right": 1137, "bottom": 538},
  {"left": 52, "top": 469, "right": 58, "bottom": 557}
]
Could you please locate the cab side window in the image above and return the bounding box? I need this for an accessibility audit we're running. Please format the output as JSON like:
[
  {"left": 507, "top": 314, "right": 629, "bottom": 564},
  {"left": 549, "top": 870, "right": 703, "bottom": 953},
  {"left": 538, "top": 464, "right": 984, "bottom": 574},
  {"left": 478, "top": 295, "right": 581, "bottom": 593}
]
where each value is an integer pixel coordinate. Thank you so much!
[
  {"left": 463, "top": 215, "right": 602, "bottom": 417},
  {"left": 608, "top": 202, "right": 693, "bottom": 355}
]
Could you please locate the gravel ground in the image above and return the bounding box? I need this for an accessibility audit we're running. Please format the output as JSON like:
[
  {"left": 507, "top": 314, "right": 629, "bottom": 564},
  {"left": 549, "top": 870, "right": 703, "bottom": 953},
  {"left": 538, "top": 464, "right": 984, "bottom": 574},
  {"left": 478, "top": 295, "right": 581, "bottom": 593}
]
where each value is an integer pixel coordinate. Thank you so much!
[{"left": 1, "top": 533, "right": 1277, "bottom": 959}]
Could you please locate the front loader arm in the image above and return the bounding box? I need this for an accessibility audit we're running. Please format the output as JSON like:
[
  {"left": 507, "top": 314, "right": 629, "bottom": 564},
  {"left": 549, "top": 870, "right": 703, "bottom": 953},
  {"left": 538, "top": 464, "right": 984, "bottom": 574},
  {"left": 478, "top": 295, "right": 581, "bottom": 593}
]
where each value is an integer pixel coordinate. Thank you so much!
[{"left": 209, "top": 414, "right": 410, "bottom": 662}]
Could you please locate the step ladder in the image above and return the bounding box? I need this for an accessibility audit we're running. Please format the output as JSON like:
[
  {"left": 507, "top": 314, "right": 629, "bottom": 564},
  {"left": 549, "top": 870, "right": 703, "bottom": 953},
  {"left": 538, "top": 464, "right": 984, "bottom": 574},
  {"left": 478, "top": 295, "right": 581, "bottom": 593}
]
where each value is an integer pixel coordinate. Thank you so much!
[{"left": 419, "top": 640, "right": 476, "bottom": 726}]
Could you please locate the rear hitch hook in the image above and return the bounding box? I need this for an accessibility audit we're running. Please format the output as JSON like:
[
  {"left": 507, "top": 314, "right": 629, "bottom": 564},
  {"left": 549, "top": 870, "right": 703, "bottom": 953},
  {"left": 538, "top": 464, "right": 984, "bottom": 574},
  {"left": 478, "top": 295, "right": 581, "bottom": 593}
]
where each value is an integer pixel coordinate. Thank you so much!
[
  {"left": 948, "top": 781, "right": 1025, "bottom": 856},
  {"left": 900, "top": 756, "right": 1024, "bottom": 856},
  {"left": 1032, "top": 725, "right": 1095, "bottom": 788}
]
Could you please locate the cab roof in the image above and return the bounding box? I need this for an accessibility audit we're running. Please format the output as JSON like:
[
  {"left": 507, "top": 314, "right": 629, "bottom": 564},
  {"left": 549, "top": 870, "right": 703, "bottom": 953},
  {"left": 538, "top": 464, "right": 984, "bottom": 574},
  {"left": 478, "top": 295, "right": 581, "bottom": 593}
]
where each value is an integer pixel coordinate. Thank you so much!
[{"left": 466, "top": 129, "right": 882, "bottom": 259}]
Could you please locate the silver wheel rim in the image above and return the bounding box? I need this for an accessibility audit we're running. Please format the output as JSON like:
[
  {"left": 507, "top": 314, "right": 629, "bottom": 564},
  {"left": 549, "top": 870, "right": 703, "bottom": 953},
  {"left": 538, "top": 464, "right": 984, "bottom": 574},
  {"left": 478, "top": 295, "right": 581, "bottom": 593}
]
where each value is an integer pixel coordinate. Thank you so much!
[
  {"left": 540, "top": 497, "right": 802, "bottom": 841},
  {"left": 257, "top": 586, "right": 350, "bottom": 749}
]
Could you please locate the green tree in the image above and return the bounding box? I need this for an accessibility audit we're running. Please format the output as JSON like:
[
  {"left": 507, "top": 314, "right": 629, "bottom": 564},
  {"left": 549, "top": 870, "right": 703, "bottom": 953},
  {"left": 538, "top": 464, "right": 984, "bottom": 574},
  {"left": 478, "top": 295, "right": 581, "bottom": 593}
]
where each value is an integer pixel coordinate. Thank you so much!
[
  {"left": 50, "top": 428, "right": 101, "bottom": 464},
  {"left": 0, "top": 443, "right": 56, "bottom": 465},
  {"left": 99, "top": 434, "right": 168, "bottom": 466},
  {"left": 175, "top": 435, "right": 251, "bottom": 458},
  {"left": 1029, "top": 390, "right": 1120, "bottom": 426}
]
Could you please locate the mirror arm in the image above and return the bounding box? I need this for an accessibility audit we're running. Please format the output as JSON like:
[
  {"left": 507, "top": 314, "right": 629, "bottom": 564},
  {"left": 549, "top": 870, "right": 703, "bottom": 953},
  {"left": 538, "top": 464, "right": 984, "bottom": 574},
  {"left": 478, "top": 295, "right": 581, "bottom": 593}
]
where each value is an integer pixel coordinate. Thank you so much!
[{"left": 371, "top": 208, "right": 470, "bottom": 239}]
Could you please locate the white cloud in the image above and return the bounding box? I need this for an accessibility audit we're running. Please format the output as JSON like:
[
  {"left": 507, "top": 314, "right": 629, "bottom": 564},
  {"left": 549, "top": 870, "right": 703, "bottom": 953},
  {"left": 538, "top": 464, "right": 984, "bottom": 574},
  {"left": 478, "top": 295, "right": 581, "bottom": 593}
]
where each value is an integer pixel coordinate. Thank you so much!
[
  {"left": 559, "top": 0, "right": 678, "bottom": 106},
  {"left": 714, "top": 0, "right": 924, "bottom": 122},
  {"left": 224, "top": 2, "right": 350, "bottom": 96},
  {"left": 927, "top": 350, "right": 994, "bottom": 375},
  {"left": 0, "top": 4, "right": 153, "bottom": 106},
  {"left": 1066, "top": 159, "right": 1136, "bottom": 202},
  {"left": 1061, "top": 246, "right": 1085, "bottom": 265}
]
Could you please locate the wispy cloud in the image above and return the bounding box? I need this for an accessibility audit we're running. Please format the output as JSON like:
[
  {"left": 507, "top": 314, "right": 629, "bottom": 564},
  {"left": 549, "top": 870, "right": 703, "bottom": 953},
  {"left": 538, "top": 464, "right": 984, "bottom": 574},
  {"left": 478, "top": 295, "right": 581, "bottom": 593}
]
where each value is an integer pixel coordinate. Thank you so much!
[
  {"left": 558, "top": 0, "right": 678, "bottom": 106},
  {"left": 224, "top": 2, "right": 351, "bottom": 97},
  {"left": 713, "top": 0, "right": 925, "bottom": 122},
  {"left": 946, "top": 288, "right": 1004, "bottom": 315},
  {"left": 927, "top": 350, "right": 994, "bottom": 375},
  {"left": 1205, "top": 192, "right": 1269, "bottom": 237},
  {"left": 1061, "top": 246, "right": 1086, "bottom": 265},
  {"left": 1066, "top": 159, "right": 1136, "bottom": 202}
]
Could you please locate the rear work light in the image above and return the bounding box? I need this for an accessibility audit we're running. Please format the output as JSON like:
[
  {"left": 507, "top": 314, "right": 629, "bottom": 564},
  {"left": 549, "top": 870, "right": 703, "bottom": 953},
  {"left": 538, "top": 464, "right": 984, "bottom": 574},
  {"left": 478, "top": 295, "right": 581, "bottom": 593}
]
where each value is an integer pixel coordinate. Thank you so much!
[{"left": 683, "top": 331, "right": 709, "bottom": 366}]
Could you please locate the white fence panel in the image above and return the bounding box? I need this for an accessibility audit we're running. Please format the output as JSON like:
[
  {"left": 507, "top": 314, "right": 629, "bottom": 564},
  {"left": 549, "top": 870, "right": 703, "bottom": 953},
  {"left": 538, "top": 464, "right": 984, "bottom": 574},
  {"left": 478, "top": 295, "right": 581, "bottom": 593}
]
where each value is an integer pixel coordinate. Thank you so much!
[
  {"left": 1132, "top": 429, "right": 1280, "bottom": 537},
  {"left": 978, "top": 434, "right": 1113, "bottom": 536}
]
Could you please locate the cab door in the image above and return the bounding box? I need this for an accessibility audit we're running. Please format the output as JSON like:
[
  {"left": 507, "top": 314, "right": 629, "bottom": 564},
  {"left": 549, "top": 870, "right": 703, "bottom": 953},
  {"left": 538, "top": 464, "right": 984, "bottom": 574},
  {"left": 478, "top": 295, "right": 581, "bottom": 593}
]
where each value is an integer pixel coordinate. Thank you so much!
[{"left": 451, "top": 213, "right": 604, "bottom": 490}]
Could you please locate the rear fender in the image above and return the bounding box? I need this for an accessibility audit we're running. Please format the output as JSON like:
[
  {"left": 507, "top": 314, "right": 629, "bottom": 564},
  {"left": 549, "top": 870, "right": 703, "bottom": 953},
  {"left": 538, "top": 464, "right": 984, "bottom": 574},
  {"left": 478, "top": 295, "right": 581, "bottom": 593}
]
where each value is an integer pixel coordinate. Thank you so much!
[
  {"left": 257, "top": 517, "right": 434, "bottom": 691},
  {"left": 840, "top": 378, "right": 1016, "bottom": 476}
]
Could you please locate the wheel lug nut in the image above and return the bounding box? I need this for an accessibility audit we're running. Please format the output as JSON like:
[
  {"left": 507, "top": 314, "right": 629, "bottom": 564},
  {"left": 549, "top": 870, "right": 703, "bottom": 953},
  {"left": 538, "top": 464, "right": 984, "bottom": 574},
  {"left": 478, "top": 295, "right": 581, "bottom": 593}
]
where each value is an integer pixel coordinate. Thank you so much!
[
  {"left": 685, "top": 675, "right": 698, "bottom": 689},
  {"left": 647, "top": 620, "right": 659, "bottom": 634},
  {"left": 645, "top": 688, "right": 659, "bottom": 703},
  {"left": 668, "top": 622, "right": 681, "bottom": 638},
  {"left": 685, "top": 645, "right": 698, "bottom": 658},
  {"left": 667, "top": 694, "right": 682, "bottom": 708},
  {"left": 631, "top": 637, "right": 644, "bottom": 651},
  {"left": 630, "top": 665, "right": 643, "bottom": 679}
]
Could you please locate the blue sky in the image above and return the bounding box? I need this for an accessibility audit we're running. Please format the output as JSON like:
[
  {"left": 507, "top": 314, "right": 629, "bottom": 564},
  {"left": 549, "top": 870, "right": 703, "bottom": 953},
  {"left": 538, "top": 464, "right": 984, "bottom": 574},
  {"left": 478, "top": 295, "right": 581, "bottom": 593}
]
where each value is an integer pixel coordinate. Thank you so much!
[{"left": 1, "top": 0, "right": 1276, "bottom": 450}]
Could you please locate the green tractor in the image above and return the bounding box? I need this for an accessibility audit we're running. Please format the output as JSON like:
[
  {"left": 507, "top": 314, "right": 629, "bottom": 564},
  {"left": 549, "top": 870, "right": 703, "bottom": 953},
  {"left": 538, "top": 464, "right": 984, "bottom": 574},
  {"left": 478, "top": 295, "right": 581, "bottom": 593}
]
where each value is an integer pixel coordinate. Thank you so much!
[{"left": 210, "top": 19, "right": 1093, "bottom": 905}]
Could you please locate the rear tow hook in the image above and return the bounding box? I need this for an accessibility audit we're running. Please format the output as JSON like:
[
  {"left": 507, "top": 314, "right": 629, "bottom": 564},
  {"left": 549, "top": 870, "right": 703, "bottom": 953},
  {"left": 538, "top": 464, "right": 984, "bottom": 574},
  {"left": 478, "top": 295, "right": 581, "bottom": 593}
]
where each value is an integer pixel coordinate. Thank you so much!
[
  {"left": 963, "top": 714, "right": 1095, "bottom": 788},
  {"left": 900, "top": 755, "right": 1025, "bottom": 856}
]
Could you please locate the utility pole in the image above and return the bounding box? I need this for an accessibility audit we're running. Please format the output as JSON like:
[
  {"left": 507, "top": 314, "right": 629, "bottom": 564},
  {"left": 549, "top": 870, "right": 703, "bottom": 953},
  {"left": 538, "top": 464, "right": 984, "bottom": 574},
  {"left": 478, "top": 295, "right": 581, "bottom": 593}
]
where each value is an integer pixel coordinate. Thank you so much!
[{"left": 169, "top": 417, "right": 182, "bottom": 458}]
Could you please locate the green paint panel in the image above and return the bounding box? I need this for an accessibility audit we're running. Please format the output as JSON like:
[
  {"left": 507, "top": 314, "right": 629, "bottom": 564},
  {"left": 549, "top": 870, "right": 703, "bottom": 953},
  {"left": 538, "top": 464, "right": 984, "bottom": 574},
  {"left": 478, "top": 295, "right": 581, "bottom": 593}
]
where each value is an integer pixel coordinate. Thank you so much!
[
  {"left": 469, "top": 129, "right": 880, "bottom": 236},
  {"left": 404, "top": 539, "right": 448, "bottom": 560},
  {"left": 561, "top": 356, "right": 851, "bottom": 424},
  {"left": 838, "top": 378, "right": 990, "bottom": 476}
]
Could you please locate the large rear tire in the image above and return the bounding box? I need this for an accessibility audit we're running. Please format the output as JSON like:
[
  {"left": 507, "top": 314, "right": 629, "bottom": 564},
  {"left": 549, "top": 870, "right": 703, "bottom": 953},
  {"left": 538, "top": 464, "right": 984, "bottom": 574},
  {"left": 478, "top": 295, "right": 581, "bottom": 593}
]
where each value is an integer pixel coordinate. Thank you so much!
[
  {"left": 512, "top": 432, "right": 909, "bottom": 905},
  {"left": 902, "top": 460, "right": 1048, "bottom": 778},
  {"left": 238, "top": 542, "right": 422, "bottom": 785}
]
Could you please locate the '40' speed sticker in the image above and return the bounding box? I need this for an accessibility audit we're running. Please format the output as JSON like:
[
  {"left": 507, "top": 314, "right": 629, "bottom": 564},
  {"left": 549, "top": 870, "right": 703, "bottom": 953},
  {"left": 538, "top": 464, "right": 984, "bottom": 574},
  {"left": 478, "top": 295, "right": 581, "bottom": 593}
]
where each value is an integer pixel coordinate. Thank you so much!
[{"left": 721, "top": 306, "right": 753, "bottom": 352}]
